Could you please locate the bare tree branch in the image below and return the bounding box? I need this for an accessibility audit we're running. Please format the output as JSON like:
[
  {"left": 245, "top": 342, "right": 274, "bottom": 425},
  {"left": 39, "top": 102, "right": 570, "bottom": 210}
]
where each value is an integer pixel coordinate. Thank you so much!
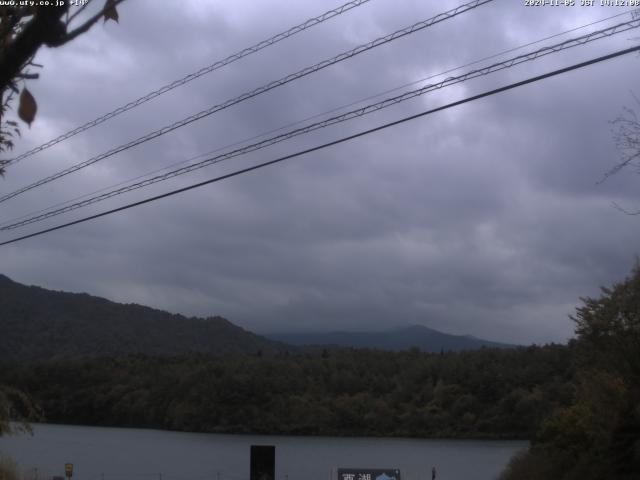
[
  {"left": 15, "top": 72, "right": 39, "bottom": 80},
  {"left": 600, "top": 92, "right": 640, "bottom": 184},
  {"left": 0, "top": 6, "right": 69, "bottom": 93},
  {"left": 0, "top": 1, "right": 125, "bottom": 91},
  {"left": 0, "top": 0, "right": 125, "bottom": 178},
  {"left": 66, "top": 0, "right": 94, "bottom": 25},
  {"left": 57, "top": 0, "right": 126, "bottom": 45}
]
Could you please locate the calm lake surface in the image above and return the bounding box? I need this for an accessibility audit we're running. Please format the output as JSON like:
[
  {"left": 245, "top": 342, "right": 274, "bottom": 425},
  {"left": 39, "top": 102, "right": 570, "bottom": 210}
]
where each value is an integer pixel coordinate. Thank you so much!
[{"left": 0, "top": 424, "right": 526, "bottom": 480}]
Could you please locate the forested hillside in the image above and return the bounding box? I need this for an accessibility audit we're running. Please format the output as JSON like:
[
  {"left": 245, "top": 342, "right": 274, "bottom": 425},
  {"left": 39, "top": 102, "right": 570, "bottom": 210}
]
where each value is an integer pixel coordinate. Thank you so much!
[
  {"left": 0, "top": 345, "right": 573, "bottom": 439},
  {"left": 0, "top": 274, "right": 284, "bottom": 361}
]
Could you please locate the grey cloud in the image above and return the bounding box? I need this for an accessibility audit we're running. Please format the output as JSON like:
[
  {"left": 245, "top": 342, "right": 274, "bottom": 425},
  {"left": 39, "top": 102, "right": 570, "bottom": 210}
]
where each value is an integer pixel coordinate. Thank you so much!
[{"left": 2, "top": 0, "right": 640, "bottom": 344}]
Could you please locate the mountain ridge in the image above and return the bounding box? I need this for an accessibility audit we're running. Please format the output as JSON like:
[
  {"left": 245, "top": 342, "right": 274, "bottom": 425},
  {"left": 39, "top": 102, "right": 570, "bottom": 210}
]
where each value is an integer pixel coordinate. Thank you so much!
[
  {"left": 0, "top": 274, "right": 514, "bottom": 362},
  {"left": 267, "top": 324, "right": 515, "bottom": 352},
  {"left": 0, "top": 274, "right": 284, "bottom": 362}
]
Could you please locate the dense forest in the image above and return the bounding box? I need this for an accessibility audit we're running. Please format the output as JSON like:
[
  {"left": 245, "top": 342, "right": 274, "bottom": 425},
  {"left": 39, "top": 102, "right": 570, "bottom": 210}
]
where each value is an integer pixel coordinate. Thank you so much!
[{"left": 0, "top": 344, "right": 572, "bottom": 439}]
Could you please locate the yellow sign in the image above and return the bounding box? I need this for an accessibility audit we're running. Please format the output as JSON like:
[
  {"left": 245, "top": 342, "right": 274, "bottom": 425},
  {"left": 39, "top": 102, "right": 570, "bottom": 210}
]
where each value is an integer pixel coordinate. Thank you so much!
[{"left": 65, "top": 464, "right": 73, "bottom": 477}]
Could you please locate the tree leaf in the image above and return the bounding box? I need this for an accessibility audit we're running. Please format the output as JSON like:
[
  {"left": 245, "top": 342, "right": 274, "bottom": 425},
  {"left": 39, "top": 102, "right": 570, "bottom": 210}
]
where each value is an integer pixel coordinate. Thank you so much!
[
  {"left": 18, "top": 88, "right": 37, "bottom": 127},
  {"left": 103, "top": 1, "right": 119, "bottom": 23}
]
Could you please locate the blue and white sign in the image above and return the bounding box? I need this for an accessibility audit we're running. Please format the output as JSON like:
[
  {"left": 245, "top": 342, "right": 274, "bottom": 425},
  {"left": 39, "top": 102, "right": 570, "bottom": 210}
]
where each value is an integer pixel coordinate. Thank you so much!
[{"left": 337, "top": 469, "right": 401, "bottom": 480}]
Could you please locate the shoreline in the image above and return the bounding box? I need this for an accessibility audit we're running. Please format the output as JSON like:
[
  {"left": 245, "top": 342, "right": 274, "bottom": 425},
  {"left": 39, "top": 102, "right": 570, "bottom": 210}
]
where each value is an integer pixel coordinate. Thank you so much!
[{"left": 14, "top": 421, "right": 531, "bottom": 442}]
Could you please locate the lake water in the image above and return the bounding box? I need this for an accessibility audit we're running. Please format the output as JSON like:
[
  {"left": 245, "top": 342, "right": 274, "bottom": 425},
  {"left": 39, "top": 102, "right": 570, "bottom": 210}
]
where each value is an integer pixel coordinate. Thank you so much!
[{"left": 0, "top": 424, "right": 526, "bottom": 480}]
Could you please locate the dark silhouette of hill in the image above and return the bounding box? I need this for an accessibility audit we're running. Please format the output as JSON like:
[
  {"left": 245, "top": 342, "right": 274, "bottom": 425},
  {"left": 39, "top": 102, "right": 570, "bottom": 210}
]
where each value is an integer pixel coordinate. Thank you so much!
[
  {"left": 0, "top": 274, "right": 284, "bottom": 361},
  {"left": 268, "top": 325, "right": 515, "bottom": 352}
]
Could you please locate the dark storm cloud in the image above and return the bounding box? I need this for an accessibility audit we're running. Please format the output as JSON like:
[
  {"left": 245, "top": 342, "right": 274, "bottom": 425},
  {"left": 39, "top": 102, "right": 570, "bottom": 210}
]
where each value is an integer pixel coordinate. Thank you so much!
[{"left": 2, "top": 0, "right": 640, "bottom": 344}]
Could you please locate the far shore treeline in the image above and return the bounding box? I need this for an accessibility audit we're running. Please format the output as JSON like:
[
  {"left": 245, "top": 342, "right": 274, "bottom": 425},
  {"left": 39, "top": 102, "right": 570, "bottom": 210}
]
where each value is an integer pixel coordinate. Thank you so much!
[{"left": 0, "top": 345, "right": 572, "bottom": 439}]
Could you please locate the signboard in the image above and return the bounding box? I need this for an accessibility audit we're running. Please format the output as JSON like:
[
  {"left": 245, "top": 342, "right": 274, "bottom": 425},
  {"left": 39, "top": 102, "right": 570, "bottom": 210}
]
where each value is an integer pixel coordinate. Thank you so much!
[
  {"left": 64, "top": 464, "right": 73, "bottom": 478},
  {"left": 337, "top": 469, "right": 401, "bottom": 480}
]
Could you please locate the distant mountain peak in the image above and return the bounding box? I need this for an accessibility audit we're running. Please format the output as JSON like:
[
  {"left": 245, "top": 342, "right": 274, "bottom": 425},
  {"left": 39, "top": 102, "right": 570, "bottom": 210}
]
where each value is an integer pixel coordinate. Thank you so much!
[
  {"left": 401, "top": 324, "right": 439, "bottom": 333},
  {"left": 267, "top": 325, "right": 516, "bottom": 352}
]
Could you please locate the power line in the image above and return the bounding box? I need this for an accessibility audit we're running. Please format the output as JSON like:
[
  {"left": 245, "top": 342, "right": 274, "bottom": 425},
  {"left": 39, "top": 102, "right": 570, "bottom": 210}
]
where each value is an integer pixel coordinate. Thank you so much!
[
  {"left": 3, "top": 7, "right": 631, "bottom": 231},
  {"left": 0, "top": 0, "right": 494, "bottom": 205},
  {"left": 1, "top": 44, "right": 637, "bottom": 248},
  {"left": 4, "top": 17, "right": 638, "bottom": 231},
  {"left": 2, "top": 0, "right": 374, "bottom": 167},
  {"left": 5, "top": 17, "right": 636, "bottom": 229}
]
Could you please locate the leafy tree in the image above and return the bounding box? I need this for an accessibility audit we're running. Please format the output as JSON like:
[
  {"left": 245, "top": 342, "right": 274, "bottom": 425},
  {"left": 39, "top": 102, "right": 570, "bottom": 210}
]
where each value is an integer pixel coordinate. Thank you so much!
[
  {"left": 504, "top": 264, "right": 640, "bottom": 480},
  {"left": 0, "top": 384, "right": 41, "bottom": 436},
  {"left": 0, "top": 0, "right": 124, "bottom": 175},
  {"left": 572, "top": 263, "right": 640, "bottom": 382}
]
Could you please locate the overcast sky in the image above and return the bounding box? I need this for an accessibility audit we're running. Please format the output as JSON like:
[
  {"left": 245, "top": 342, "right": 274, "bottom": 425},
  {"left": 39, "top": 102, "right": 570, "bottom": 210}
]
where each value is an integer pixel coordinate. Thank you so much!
[{"left": 1, "top": 0, "right": 639, "bottom": 344}]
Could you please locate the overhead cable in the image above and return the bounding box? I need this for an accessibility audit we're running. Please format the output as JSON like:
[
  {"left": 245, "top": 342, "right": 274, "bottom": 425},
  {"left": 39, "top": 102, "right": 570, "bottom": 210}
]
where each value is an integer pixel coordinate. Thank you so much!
[
  {"left": 1, "top": 44, "right": 638, "bottom": 247},
  {"left": 0, "top": 0, "right": 494, "bottom": 204},
  {"left": 5, "top": 9, "right": 630, "bottom": 231},
  {"left": 3, "top": 17, "right": 639, "bottom": 231},
  {"left": 5, "top": 6, "right": 629, "bottom": 231},
  {"left": 2, "top": 0, "right": 374, "bottom": 167}
]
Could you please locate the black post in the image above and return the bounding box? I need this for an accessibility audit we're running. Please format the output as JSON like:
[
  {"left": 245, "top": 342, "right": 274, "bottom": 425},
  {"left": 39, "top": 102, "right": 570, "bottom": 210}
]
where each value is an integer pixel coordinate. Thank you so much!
[{"left": 250, "top": 445, "right": 275, "bottom": 480}]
